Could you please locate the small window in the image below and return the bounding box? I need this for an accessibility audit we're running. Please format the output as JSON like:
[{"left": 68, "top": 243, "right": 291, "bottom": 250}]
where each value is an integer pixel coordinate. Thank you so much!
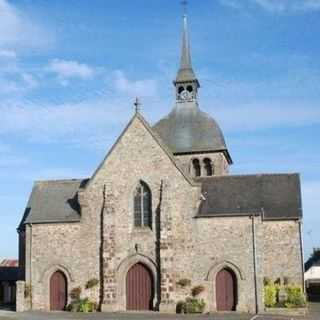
[
  {"left": 134, "top": 181, "right": 152, "bottom": 228},
  {"left": 187, "top": 85, "right": 193, "bottom": 92},
  {"left": 203, "top": 158, "right": 213, "bottom": 176},
  {"left": 178, "top": 86, "right": 185, "bottom": 94},
  {"left": 192, "top": 159, "right": 201, "bottom": 177}
]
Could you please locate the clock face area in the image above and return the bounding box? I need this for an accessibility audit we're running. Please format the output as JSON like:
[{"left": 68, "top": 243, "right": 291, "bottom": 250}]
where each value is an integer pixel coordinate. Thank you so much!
[{"left": 178, "top": 85, "right": 195, "bottom": 101}]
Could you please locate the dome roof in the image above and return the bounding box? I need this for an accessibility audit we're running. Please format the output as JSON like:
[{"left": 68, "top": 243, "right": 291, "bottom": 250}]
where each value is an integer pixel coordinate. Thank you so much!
[{"left": 153, "top": 101, "right": 230, "bottom": 160}]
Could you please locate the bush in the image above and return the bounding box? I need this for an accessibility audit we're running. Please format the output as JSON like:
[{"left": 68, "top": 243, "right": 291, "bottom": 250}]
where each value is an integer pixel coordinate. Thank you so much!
[
  {"left": 283, "top": 277, "right": 290, "bottom": 286},
  {"left": 70, "top": 287, "right": 82, "bottom": 300},
  {"left": 185, "top": 298, "right": 206, "bottom": 313},
  {"left": 176, "top": 301, "right": 186, "bottom": 313},
  {"left": 67, "top": 298, "right": 97, "bottom": 312},
  {"left": 263, "top": 277, "right": 271, "bottom": 286},
  {"left": 85, "top": 278, "right": 99, "bottom": 289},
  {"left": 285, "top": 286, "right": 306, "bottom": 308},
  {"left": 264, "top": 284, "right": 277, "bottom": 307},
  {"left": 176, "top": 278, "right": 191, "bottom": 287},
  {"left": 191, "top": 285, "right": 205, "bottom": 297}
]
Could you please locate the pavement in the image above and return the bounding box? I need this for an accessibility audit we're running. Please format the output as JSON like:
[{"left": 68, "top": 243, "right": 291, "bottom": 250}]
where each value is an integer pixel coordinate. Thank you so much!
[{"left": 0, "top": 303, "right": 318, "bottom": 320}]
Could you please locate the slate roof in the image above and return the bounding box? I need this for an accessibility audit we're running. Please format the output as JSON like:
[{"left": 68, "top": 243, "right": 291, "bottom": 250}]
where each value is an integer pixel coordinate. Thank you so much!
[
  {"left": 153, "top": 101, "right": 232, "bottom": 163},
  {"left": 197, "top": 173, "right": 302, "bottom": 220},
  {"left": 0, "top": 267, "right": 24, "bottom": 281},
  {"left": 19, "top": 179, "right": 88, "bottom": 227}
]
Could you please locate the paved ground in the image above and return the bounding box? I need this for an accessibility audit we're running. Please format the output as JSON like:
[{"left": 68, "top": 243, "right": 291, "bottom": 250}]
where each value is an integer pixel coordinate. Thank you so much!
[{"left": 0, "top": 303, "right": 318, "bottom": 320}]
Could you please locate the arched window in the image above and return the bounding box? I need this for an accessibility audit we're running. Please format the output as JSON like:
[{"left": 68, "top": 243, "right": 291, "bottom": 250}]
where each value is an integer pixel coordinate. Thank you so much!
[
  {"left": 187, "top": 85, "right": 193, "bottom": 93},
  {"left": 134, "top": 181, "right": 152, "bottom": 228},
  {"left": 203, "top": 158, "right": 213, "bottom": 176},
  {"left": 192, "top": 159, "right": 201, "bottom": 177},
  {"left": 178, "top": 86, "right": 185, "bottom": 94}
]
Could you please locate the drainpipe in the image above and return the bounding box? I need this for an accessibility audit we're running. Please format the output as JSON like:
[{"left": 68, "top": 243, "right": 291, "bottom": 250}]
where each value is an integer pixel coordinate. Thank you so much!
[
  {"left": 298, "top": 219, "right": 305, "bottom": 293},
  {"left": 251, "top": 214, "right": 259, "bottom": 314}
]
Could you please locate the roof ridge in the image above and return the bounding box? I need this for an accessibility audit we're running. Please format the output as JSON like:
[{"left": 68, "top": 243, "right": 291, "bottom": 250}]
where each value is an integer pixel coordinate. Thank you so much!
[{"left": 198, "top": 172, "right": 299, "bottom": 180}]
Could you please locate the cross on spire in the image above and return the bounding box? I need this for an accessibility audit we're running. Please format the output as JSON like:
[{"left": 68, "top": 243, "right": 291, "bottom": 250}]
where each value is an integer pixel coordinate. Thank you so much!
[
  {"left": 181, "top": 0, "right": 188, "bottom": 16},
  {"left": 134, "top": 97, "right": 141, "bottom": 113}
]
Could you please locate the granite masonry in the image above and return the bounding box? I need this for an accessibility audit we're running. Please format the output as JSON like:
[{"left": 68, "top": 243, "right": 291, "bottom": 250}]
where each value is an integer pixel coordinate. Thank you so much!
[{"left": 16, "top": 14, "right": 304, "bottom": 314}]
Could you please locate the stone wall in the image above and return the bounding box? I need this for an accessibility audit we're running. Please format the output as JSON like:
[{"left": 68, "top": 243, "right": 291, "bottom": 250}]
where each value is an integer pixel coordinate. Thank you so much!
[
  {"left": 22, "top": 114, "right": 303, "bottom": 313},
  {"left": 25, "top": 221, "right": 99, "bottom": 310},
  {"left": 263, "top": 220, "right": 303, "bottom": 286},
  {"left": 84, "top": 115, "right": 200, "bottom": 312}
]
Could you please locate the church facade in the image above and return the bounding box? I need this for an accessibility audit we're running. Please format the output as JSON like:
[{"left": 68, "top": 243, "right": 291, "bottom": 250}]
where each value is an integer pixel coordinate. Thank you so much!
[{"left": 17, "top": 15, "right": 304, "bottom": 313}]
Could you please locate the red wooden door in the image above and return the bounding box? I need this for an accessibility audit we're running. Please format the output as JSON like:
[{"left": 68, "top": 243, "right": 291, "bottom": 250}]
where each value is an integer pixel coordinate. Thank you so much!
[
  {"left": 216, "top": 268, "right": 236, "bottom": 311},
  {"left": 126, "top": 263, "right": 154, "bottom": 310},
  {"left": 50, "top": 271, "right": 67, "bottom": 311}
]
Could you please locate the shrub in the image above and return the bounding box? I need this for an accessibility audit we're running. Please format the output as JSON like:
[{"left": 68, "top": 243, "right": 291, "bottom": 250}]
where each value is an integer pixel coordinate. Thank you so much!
[
  {"left": 185, "top": 298, "right": 206, "bottom": 313},
  {"left": 67, "top": 298, "right": 97, "bottom": 312},
  {"left": 263, "top": 277, "right": 271, "bottom": 286},
  {"left": 176, "top": 278, "right": 191, "bottom": 287},
  {"left": 285, "top": 286, "right": 306, "bottom": 308},
  {"left": 85, "top": 278, "right": 99, "bottom": 289},
  {"left": 264, "top": 284, "right": 277, "bottom": 307},
  {"left": 274, "top": 278, "right": 281, "bottom": 285},
  {"left": 176, "top": 300, "right": 186, "bottom": 313},
  {"left": 70, "top": 287, "right": 82, "bottom": 300},
  {"left": 283, "top": 277, "right": 290, "bottom": 286},
  {"left": 191, "top": 285, "right": 205, "bottom": 297}
]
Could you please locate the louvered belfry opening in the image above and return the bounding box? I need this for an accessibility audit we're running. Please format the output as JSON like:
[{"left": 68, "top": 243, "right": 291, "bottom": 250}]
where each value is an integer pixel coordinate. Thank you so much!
[
  {"left": 216, "top": 268, "right": 237, "bottom": 311},
  {"left": 134, "top": 181, "right": 152, "bottom": 228},
  {"left": 126, "top": 263, "right": 154, "bottom": 311},
  {"left": 50, "top": 271, "right": 67, "bottom": 311}
]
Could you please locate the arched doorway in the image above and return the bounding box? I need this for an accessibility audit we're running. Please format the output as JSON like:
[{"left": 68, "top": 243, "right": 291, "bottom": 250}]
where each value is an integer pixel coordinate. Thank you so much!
[
  {"left": 50, "top": 271, "right": 67, "bottom": 311},
  {"left": 216, "top": 268, "right": 237, "bottom": 311},
  {"left": 126, "top": 263, "right": 154, "bottom": 310}
]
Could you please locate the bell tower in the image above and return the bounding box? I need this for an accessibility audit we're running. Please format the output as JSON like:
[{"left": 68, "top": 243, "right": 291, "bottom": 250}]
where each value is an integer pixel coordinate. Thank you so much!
[
  {"left": 153, "top": 8, "right": 233, "bottom": 178},
  {"left": 174, "top": 13, "right": 200, "bottom": 103}
]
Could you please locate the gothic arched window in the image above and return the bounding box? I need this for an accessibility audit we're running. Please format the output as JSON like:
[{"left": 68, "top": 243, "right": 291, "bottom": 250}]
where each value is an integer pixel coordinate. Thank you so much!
[
  {"left": 203, "top": 158, "right": 213, "bottom": 176},
  {"left": 192, "top": 159, "right": 201, "bottom": 177},
  {"left": 134, "top": 181, "right": 152, "bottom": 229}
]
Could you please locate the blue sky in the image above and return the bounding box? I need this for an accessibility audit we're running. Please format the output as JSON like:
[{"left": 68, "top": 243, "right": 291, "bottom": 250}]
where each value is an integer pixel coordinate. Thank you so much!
[{"left": 0, "top": 0, "right": 319, "bottom": 261}]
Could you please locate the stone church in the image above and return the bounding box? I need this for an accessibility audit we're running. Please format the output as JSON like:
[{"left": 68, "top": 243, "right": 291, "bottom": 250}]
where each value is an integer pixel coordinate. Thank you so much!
[{"left": 17, "top": 15, "right": 304, "bottom": 313}]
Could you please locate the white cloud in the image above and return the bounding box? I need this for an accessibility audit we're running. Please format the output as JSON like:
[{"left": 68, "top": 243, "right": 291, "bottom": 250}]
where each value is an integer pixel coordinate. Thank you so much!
[
  {"left": 0, "top": 97, "right": 130, "bottom": 144},
  {"left": 113, "top": 70, "right": 158, "bottom": 98},
  {"left": 254, "top": 0, "right": 320, "bottom": 12},
  {"left": 0, "top": 0, "right": 54, "bottom": 49},
  {"left": 0, "top": 49, "right": 16, "bottom": 59},
  {"left": 47, "top": 59, "right": 95, "bottom": 82},
  {"left": 219, "top": 0, "right": 320, "bottom": 13},
  {"left": 213, "top": 102, "right": 320, "bottom": 132}
]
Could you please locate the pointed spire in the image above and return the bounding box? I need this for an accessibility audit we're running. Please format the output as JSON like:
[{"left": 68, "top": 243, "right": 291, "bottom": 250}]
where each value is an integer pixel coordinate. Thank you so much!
[
  {"left": 180, "top": 14, "right": 192, "bottom": 70},
  {"left": 175, "top": 11, "right": 199, "bottom": 86}
]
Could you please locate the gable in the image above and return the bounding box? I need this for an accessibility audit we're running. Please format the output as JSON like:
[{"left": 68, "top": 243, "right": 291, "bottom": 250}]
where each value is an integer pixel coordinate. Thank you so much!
[{"left": 86, "top": 112, "right": 195, "bottom": 189}]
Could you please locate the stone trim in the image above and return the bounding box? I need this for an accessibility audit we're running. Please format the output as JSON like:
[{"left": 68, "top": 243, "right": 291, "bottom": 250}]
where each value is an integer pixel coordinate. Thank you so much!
[
  {"left": 115, "top": 254, "right": 158, "bottom": 311},
  {"left": 206, "top": 260, "right": 244, "bottom": 312},
  {"left": 39, "top": 264, "right": 74, "bottom": 310}
]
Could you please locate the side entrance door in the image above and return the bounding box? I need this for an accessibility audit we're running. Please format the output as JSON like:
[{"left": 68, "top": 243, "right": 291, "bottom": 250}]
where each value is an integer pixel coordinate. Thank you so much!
[
  {"left": 216, "top": 268, "right": 236, "bottom": 311},
  {"left": 50, "top": 271, "right": 67, "bottom": 311}
]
